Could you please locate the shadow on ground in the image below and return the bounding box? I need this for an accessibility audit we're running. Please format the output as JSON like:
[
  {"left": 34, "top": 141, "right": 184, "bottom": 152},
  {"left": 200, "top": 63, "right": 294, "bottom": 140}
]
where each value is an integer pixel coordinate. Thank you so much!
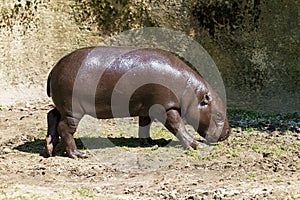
[{"left": 14, "top": 136, "right": 176, "bottom": 157}]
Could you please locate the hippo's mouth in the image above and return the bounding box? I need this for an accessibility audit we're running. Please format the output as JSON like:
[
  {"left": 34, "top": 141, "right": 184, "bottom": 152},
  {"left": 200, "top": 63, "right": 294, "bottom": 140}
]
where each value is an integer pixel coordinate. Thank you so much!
[
  {"left": 218, "top": 134, "right": 229, "bottom": 141},
  {"left": 218, "top": 128, "right": 231, "bottom": 141},
  {"left": 203, "top": 140, "right": 218, "bottom": 146},
  {"left": 202, "top": 130, "right": 229, "bottom": 145}
]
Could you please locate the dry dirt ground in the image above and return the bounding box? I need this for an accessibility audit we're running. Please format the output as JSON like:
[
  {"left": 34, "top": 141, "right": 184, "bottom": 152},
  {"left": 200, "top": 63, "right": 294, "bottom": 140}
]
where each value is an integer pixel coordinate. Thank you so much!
[{"left": 0, "top": 101, "right": 299, "bottom": 200}]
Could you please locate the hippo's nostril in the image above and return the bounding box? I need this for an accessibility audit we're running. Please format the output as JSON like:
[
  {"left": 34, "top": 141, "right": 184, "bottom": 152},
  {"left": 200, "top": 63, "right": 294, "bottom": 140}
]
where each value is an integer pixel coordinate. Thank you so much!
[
  {"left": 224, "top": 128, "right": 230, "bottom": 139},
  {"left": 218, "top": 128, "right": 230, "bottom": 141},
  {"left": 226, "top": 128, "right": 230, "bottom": 135}
]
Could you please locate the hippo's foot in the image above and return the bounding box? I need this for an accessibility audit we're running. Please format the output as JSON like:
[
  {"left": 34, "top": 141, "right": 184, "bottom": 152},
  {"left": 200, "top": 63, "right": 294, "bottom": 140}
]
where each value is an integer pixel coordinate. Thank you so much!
[
  {"left": 45, "top": 136, "right": 54, "bottom": 157},
  {"left": 190, "top": 140, "right": 208, "bottom": 150},
  {"left": 66, "top": 149, "right": 88, "bottom": 159},
  {"left": 45, "top": 135, "right": 59, "bottom": 157},
  {"left": 139, "top": 137, "right": 157, "bottom": 147}
]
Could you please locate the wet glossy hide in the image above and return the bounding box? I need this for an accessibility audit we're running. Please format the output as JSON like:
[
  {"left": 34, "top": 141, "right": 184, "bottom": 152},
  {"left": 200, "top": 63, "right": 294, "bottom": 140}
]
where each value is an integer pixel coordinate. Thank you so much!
[{"left": 46, "top": 47, "right": 230, "bottom": 158}]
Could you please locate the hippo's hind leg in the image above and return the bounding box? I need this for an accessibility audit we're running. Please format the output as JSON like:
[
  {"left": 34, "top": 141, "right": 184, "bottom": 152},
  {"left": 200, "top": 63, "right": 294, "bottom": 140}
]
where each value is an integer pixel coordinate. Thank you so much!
[
  {"left": 57, "top": 116, "right": 87, "bottom": 158},
  {"left": 138, "top": 116, "right": 156, "bottom": 146},
  {"left": 45, "top": 108, "right": 60, "bottom": 157}
]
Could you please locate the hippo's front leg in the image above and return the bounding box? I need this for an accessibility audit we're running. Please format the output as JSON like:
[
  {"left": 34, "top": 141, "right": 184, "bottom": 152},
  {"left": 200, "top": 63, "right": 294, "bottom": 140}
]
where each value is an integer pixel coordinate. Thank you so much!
[
  {"left": 164, "top": 109, "right": 203, "bottom": 149},
  {"left": 57, "top": 117, "right": 88, "bottom": 159}
]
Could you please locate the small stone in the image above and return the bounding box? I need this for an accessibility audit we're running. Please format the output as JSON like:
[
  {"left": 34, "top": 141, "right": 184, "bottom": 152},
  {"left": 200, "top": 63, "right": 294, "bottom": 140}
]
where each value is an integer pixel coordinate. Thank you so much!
[
  {"left": 3, "top": 147, "right": 12, "bottom": 154},
  {"left": 195, "top": 189, "right": 212, "bottom": 195},
  {"left": 151, "top": 145, "right": 159, "bottom": 150},
  {"left": 169, "top": 190, "right": 177, "bottom": 199},
  {"left": 185, "top": 162, "right": 190, "bottom": 168}
]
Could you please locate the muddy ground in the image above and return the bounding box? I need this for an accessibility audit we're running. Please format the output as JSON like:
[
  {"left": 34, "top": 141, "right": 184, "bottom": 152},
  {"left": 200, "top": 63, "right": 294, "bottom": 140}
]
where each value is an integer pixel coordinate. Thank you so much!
[{"left": 0, "top": 101, "right": 299, "bottom": 199}]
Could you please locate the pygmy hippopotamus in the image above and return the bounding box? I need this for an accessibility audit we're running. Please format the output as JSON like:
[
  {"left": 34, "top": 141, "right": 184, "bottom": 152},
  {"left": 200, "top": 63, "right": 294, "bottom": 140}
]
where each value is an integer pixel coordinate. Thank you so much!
[{"left": 45, "top": 46, "right": 230, "bottom": 158}]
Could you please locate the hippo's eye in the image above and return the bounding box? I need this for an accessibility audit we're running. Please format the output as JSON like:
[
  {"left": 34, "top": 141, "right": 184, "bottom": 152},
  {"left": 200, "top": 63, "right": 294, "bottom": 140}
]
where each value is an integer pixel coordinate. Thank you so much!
[{"left": 199, "top": 93, "right": 211, "bottom": 107}]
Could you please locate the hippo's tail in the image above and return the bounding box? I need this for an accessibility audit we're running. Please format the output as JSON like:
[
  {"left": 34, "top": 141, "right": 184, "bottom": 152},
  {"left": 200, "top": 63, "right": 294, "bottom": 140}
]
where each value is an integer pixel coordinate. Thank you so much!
[{"left": 47, "top": 72, "right": 52, "bottom": 97}]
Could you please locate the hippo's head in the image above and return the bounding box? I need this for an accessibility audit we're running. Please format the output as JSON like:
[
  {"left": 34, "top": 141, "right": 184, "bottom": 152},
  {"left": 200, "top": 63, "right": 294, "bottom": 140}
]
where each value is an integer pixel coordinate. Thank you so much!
[
  {"left": 197, "top": 89, "right": 231, "bottom": 143},
  {"left": 183, "top": 81, "right": 231, "bottom": 144}
]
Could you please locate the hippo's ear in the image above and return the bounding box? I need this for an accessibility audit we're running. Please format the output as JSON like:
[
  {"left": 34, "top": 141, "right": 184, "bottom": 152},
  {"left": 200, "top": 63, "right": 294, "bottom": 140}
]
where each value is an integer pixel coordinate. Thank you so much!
[{"left": 200, "top": 93, "right": 211, "bottom": 107}]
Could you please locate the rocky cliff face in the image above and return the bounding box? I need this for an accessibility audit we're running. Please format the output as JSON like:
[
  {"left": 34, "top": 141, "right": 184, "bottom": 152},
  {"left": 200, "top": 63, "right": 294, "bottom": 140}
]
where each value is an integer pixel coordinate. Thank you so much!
[{"left": 1, "top": 0, "right": 299, "bottom": 113}]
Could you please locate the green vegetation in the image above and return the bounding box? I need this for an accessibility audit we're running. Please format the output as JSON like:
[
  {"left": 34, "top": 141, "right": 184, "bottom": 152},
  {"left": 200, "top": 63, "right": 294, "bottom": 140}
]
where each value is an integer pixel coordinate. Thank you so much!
[
  {"left": 72, "top": 188, "right": 94, "bottom": 198},
  {"left": 0, "top": 104, "right": 6, "bottom": 110},
  {"left": 0, "top": 194, "right": 52, "bottom": 200},
  {"left": 14, "top": 109, "right": 298, "bottom": 167},
  {"left": 227, "top": 149, "right": 238, "bottom": 158},
  {"left": 251, "top": 144, "right": 259, "bottom": 151},
  {"left": 246, "top": 172, "right": 257, "bottom": 180},
  {"left": 0, "top": 190, "right": 6, "bottom": 196},
  {"left": 185, "top": 149, "right": 199, "bottom": 158},
  {"left": 183, "top": 109, "right": 299, "bottom": 162},
  {"left": 151, "top": 126, "right": 176, "bottom": 141},
  {"left": 228, "top": 109, "right": 300, "bottom": 132}
]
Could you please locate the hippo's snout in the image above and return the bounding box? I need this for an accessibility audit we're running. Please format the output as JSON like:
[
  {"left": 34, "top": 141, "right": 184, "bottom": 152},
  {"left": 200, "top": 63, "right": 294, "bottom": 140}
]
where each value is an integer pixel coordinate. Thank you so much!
[{"left": 203, "top": 121, "right": 230, "bottom": 144}]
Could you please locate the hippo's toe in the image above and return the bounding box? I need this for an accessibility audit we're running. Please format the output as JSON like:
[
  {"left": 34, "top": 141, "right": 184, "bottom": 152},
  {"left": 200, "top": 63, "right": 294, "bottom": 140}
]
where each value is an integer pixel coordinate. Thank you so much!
[
  {"left": 45, "top": 136, "right": 54, "bottom": 157},
  {"left": 190, "top": 140, "right": 208, "bottom": 149},
  {"left": 67, "top": 149, "right": 88, "bottom": 159}
]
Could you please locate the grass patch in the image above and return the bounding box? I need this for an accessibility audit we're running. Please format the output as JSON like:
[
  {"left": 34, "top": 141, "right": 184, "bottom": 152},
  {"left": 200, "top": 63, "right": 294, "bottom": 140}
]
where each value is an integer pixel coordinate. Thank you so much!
[
  {"left": 185, "top": 149, "right": 199, "bottom": 157},
  {"left": 151, "top": 126, "right": 176, "bottom": 140},
  {"left": 228, "top": 109, "right": 300, "bottom": 132},
  {"left": 184, "top": 144, "right": 226, "bottom": 161},
  {"left": 1, "top": 194, "right": 51, "bottom": 200},
  {"left": 0, "top": 190, "right": 6, "bottom": 196},
  {"left": 244, "top": 127, "right": 256, "bottom": 133},
  {"left": 0, "top": 104, "right": 6, "bottom": 110},
  {"left": 251, "top": 144, "right": 260, "bottom": 152},
  {"left": 72, "top": 188, "right": 95, "bottom": 199},
  {"left": 227, "top": 149, "right": 238, "bottom": 157},
  {"left": 246, "top": 172, "right": 257, "bottom": 180}
]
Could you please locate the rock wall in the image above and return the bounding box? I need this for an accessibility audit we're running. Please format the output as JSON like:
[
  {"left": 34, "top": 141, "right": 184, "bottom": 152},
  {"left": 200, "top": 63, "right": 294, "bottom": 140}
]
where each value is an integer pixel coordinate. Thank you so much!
[
  {"left": 0, "top": 0, "right": 299, "bottom": 113},
  {"left": 0, "top": 0, "right": 101, "bottom": 105}
]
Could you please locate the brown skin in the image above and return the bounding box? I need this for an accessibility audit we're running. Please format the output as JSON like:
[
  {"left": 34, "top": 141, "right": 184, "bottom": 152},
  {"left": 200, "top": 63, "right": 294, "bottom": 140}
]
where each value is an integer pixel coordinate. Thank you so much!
[{"left": 45, "top": 47, "right": 230, "bottom": 158}]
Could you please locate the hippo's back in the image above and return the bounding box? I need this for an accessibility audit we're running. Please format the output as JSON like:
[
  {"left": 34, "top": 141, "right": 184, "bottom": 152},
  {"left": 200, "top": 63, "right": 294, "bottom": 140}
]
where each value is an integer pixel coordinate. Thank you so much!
[{"left": 48, "top": 46, "right": 201, "bottom": 118}]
